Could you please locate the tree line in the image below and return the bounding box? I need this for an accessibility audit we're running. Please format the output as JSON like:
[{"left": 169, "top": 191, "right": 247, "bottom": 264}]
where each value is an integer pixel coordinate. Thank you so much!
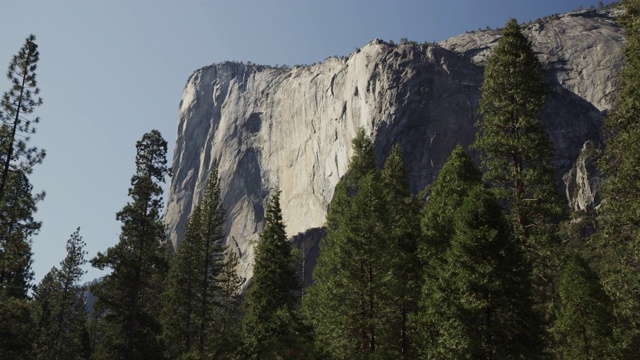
[{"left": 2, "top": 0, "right": 640, "bottom": 358}]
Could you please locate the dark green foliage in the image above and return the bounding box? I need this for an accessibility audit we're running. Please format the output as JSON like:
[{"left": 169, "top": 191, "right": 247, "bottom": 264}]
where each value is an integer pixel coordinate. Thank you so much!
[
  {"left": 90, "top": 130, "right": 170, "bottom": 360},
  {"left": 162, "top": 207, "right": 201, "bottom": 359},
  {"left": 552, "top": 254, "right": 613, "bottom": 359},
  {"left": 0, "top": 34, "right": 45, "bottom": 202},
  {"left": 32, "top": 228, "right": 90, "bottom": 360},
  {"left": 162, "top": 164, "right": 240, "bottom": 359},
  {"left": 0, "top": 35, "right": 46, "bottom": 359},
  {"left": 209, "top": 249, "right": 243, "bottom": 359},
  {"left": 419, "top": 145, "right": 482, "bottom": 261},
  {"left": 474, "top": 19, "right": 563, "bottom": 330},
  {"left": 414, "top": 146, "right": 483, "bottom": 355},
  {"left": 0, "top": 289, "right": 32, "bottom": 359},
  {"left": 306, "top": 173, "right": 392, "bottom": 359},
  {"left": 0, "top": 171, "right": 40, "bottom": 297},
  {"left": 380, "top": 144, "right": 420, "bottom": 357},
  {"left": 193, "top": 163, "right": 226, "bottom": 357},
  {"left": 305, "top": 131, "right": 402, "bottom": 359},
  {"left": 419, "top": 186, "right": 542, "bottom": 359},
  {"left": 242, "top": 191, "right": 309, "bottom": 359},
  {"left": 0, "top": 171, "right": 41, "bottom": 359},
  {"left": 596, "top": 0, "right": 640, "bottom": 355},
  {"left": 474, "top": 18, "right": 560, "bottom": 246}
]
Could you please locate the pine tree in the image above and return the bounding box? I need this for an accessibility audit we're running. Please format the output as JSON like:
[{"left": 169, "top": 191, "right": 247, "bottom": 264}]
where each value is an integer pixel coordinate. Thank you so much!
[
  {"left": 0, "top": 170, "right": 40, "bottom": 297},
  {"left": 0, "top": 34, "right": 45, "bottom": 202},
  {"left": 0, "top": 35, "right": 46, "bottom": 359},
  {"left": 32, "top": 271, "right": 59, "bottom": 357},
  {"left": 162, "top": 207, "right": 202, "bottom": 359},
  {"left": 162, "top": 163, "right": 236, "bottom": 359},
  {"left": 90, "top": 130, "right": 170, "bottom": 360},
  {"left": 419, "top": 186, "right": 542, "bottom": 359},
  {"left": 473, "top": 19, "right": 562, "bottom": 329},
  {"left": 305, "top": 130, "right": 396, "bottom": 359},
  {"left": 194, "top": 162, "right": 226, "bottom": 356},
  {"left": 596, "top": 0, "right": 640, "bottom": 355},
  {"left": 241, "top": 191, "right": 308, "bottom": 359},
  {"left": 413, "top": 145, "right": 482, "bottom": 356},
  {"left": 474, "top": 17, "right": 560, "bottom": 247},
  {"left": 379, "top": 143, "right": 420, "bottom": 357},
  {"left": 32, "top": 228, "right": 89, "bottom": 360},
  {"left": 0, "top": 170, "right": 41, "bottom": 359},
  {"left": 552, "top": 254, "right": 613, "bottom": 359},
  {"left": 210, "top": 249, "right": 243, "bottom": 359},
  {"left": 419, "top": 145, "right": 482, "bottom": 261}
]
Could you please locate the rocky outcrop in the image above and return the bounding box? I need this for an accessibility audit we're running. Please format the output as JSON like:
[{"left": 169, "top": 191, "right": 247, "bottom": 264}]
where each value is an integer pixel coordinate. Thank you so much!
[
  {"left": 563, "top": 141, "right": 602, "bottom": 213},
  {"left": 441, "top": 9, "right": 625, "bottom": 112},
  {"left": 164, "top": 9, "right": 624, "bottom": 282}
]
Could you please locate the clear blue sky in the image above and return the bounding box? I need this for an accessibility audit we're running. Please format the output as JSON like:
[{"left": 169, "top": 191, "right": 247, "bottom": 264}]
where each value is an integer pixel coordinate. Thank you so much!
[{"left": 0, "top": 0, "right": 611, "bottom": 284}]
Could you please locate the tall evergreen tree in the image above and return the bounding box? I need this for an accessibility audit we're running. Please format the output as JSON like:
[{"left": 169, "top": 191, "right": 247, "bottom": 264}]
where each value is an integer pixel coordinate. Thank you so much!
[
  {"left": 0, "top": 34, "right": 45, "bottom": 202},
  {"left": 241, "top": 191, "right": 308, "bottom": 359},
  {"left": 90, "top": 130, "right": 170, "bottom": 360},
  {"left": 162, "top": 163, "right": 235, "bottom": 359},
  {"left": 552, "top": 254, "right": 613, "bottom": 359},
  {"left": 419, "top": 186, "right": 542, "bottom": 359},
  {"left": 473, "top": 18, "right": 562, "bottom": 328},
  {"left": 419, "top": 145, "right": 482, "bottom": 261},
  {"left": 413, "top": 145, "right": 482, "bottom": 356},
  {"left": 194, "top": 163, "right": 226, "bottom": 356},
  {"left": 305, "top": 130, "right": 395, "bottom": 359},
  {"left": 0, "top": 171, "right": 41, "bottom": 359},
  {"left": 162, "top": 207, "right": 202, "bottom": 359},
  {"left": 596, "top": 0, "right": 640, "bottom": 355},
  {"left": 0, "top": 35, "right": 46, "bottom": 360},
  {"left": 0, "top": 171, "right": 40, "bottom": 297},
  {"left": 210, "top": 249, "right": 243, "bottom": 359},
  {"left": 474, "top": 17, "right": 560, "bottom": 246},
  {"left": 380, "top": 143, "right": 420, "bottom": 357},
  {"left": 32, "top": 228, "right": 89, "bottom": 360}
]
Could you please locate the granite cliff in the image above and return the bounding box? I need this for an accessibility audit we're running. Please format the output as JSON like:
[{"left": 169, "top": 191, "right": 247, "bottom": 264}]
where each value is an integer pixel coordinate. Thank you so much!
[{"left": 165, "top": 9, "right": 624, "bottom": 281}]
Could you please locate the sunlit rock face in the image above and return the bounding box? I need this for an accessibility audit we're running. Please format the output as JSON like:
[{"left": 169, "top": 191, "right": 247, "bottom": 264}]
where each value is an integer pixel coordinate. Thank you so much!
[{"left": 165, "top": 9, "right": 623, "bottom": 282}]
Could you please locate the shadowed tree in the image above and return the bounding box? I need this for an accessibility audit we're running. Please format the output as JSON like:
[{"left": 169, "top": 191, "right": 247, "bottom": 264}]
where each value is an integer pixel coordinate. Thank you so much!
[
  {"left": 0, "top": 171, "right": 41, "bottom": 359},
  {"left": 419, "top": 145, "right": 482, "bottom": 261},
  {"left": 380, "top": 143, "right": 420, "bottom": 357},
  {"left": 552, "top": 254, "right": 613, "bottom": 359},
  {"left": 596, "top": 0, "right": 640, "bottom": 355},
  {"left": 162, "top": 163, "right": 239, "bottom": 359},
  {"left": 473, "top": 19, "right": 563, "bottom": 330},
  {"left": 474, "top": 17, "right": 561, "bottom": 251},
  {"left": 305, "top": 130, "right": 399, "bottom": 359},
  {"left": 414, "top": 146, "right": 481, "bottom": 357},
  {"left": 419, "top": 186, "right": 542, "bottom": 359},
  {"left": 241, "top": 191, "right": 310, "bottom": 359},
  {"left": 32, "top": 228, "right": 89, "bottom": 360},
  {"left": 90, "top": 130, "right": 170, "bottom": 360}
]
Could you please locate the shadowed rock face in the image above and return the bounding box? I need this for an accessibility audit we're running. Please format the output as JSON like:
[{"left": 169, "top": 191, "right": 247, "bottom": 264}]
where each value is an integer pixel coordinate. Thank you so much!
[{"left": 165, "top": 9, "right": 624, "bottom": 282}]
